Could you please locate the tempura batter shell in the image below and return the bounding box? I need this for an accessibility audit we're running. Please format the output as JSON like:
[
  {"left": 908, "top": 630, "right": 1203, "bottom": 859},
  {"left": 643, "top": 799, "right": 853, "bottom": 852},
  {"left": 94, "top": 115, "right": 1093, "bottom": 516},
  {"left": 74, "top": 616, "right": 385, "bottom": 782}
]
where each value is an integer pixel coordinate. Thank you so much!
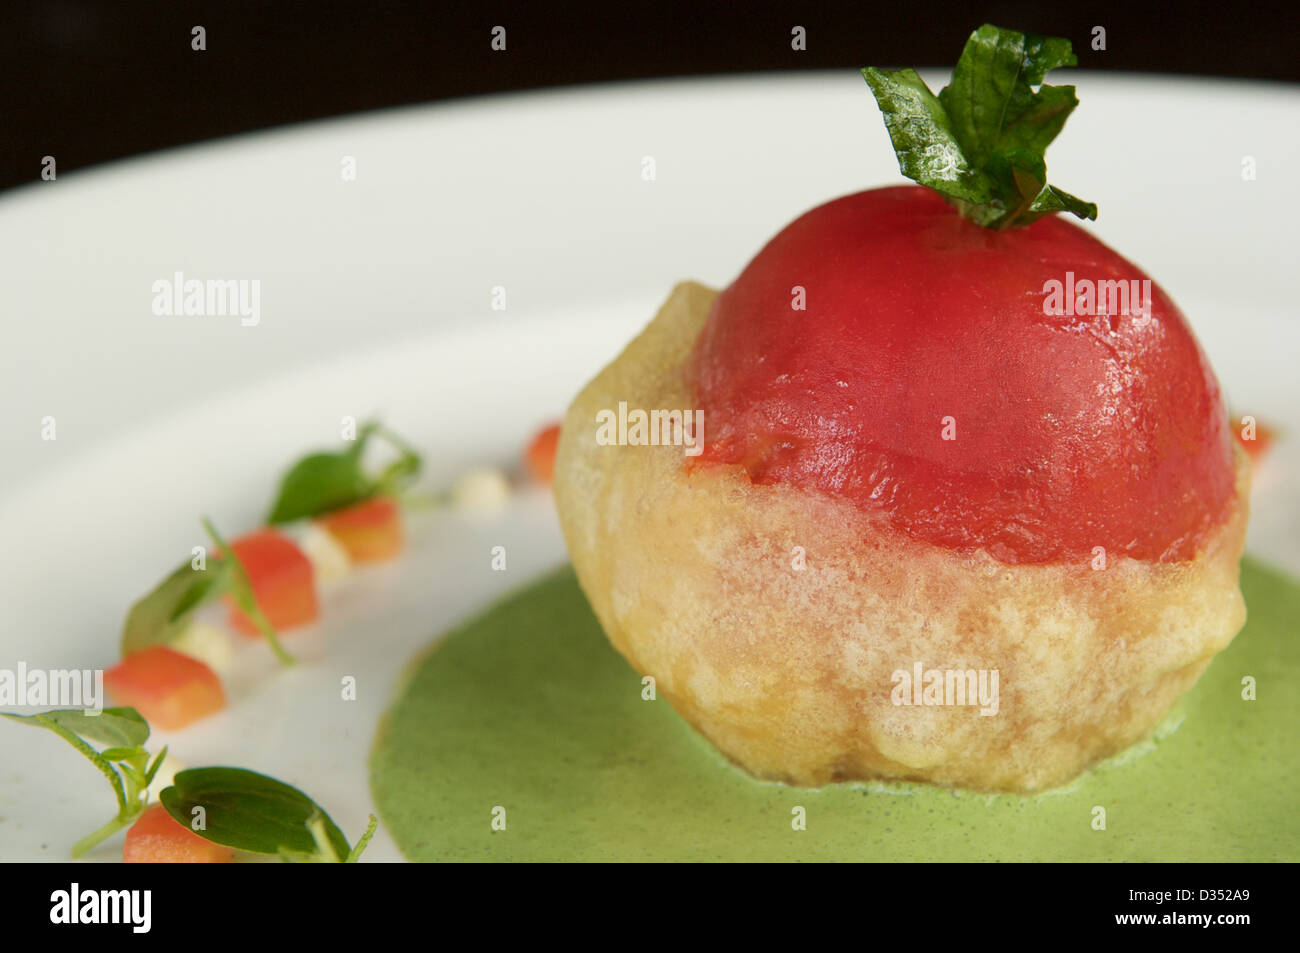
[{"left": 553, "top": 281, "right": 1249, "bottom": 793}]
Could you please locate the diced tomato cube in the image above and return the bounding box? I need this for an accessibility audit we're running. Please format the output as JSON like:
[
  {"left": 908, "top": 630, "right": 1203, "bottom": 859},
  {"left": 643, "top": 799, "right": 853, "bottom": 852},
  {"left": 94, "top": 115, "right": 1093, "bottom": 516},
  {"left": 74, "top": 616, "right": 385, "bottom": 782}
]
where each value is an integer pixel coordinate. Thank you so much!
[
  {"left": 222, "top": 529, "right": 319, "bottom": 636},
  {"left": 104, "top": 646, "right": 225, "bottom": 731},
  {"left": 1234, "top": 417, "right": 1276, "bottom": 462},
  {"left": 316, "top": 496, "right": 403, "bottom": 563},
  {"left": 124, "top": 803, "right": 234, "bottom": 863},
  {"left": 525, "top": 423, "right": 561, "bottom": 484}
]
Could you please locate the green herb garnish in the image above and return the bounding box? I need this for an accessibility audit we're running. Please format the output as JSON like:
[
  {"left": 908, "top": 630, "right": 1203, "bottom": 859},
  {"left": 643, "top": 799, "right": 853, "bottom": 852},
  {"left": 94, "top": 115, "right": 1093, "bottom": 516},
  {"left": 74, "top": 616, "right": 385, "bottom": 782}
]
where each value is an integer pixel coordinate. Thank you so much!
[
  {"left": 265, "top": 420, "right": 421, "bottom": 524},
  {"left": 120, "top": 517, "right": 294, "bottom": 666},
  {"left": 1, "top": 707, "right": 165, "bottom": 857},
  {"left": 123, "top": 420, "right": 421, "bottom": 661},
  {"left": 201, "top": 516, "right": 294, "bottom": 666},
  {"left": 862, "top": 23, "right": 1096, "bottom": 229},
  {"left": 160, "top": 767, "right": 375, "bottom": 863},
  {"left": 2, "top": 708, "right": 376, "bottom": 861},
  {"left": 122, "top": 551, "right": 230, "bottom": 656}
]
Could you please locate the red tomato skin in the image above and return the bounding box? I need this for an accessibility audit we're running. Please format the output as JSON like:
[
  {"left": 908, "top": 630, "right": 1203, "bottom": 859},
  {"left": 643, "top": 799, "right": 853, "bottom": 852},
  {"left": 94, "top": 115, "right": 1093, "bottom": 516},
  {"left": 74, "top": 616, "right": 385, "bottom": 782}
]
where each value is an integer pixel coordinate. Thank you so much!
[
  {"left": 223, "top": 529, "right": 319, "bottom": 635},
  {"left": 103, "top": 646, "right": 225, "bottom": 731},
  {"left": 689, "top": 186, "right": 1236, "bottom": 565},
  {"left": 317, "top": 496, "right": 403, "bottom": 562},
  {"left": 1233, "top": 419, "right": 1274, "bottom": 462},
  {"left": 526, "top": 424, "right": 562, "bottom": 484},
  {"left": 123, "top": 803, "right": 234, "bottom": 863}
]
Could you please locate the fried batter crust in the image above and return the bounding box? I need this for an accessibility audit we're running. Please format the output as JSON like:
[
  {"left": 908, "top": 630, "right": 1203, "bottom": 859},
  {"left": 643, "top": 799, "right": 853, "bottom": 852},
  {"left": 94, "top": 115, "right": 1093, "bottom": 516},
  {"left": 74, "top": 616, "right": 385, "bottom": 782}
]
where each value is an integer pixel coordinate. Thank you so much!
[{"left": 554, "top": 282, "right": 1249, "bottom": 793}]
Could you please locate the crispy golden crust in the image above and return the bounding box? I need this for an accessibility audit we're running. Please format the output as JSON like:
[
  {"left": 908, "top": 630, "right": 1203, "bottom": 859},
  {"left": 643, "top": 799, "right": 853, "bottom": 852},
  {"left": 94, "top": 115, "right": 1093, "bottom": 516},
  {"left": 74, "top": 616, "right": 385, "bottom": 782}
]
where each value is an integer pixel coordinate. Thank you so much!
[{"left": 554, "top": 282, "right": 1250, "bottom": 793}]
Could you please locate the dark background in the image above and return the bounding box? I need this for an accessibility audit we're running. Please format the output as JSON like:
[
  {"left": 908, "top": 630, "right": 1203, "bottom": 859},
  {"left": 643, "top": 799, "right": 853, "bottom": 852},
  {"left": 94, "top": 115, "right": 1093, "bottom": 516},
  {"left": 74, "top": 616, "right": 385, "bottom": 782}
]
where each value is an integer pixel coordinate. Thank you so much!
[{"left": 3, "top": 0, "right": 1297, "bottom": 195}]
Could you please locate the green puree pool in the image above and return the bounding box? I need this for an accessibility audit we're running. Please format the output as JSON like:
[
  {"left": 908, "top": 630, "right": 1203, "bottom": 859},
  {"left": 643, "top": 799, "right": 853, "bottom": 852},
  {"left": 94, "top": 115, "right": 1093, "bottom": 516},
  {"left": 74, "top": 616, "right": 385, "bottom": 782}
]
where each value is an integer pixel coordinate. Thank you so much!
[{"left": 369, "top": 559, "right": 1299, "bottom": 861}]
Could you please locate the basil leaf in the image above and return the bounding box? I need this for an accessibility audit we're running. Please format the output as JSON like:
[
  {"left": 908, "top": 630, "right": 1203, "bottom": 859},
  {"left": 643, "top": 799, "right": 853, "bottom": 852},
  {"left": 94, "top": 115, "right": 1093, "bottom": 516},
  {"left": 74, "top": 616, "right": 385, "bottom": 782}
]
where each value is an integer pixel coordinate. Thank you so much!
[
  {"left": 160, "top": 767, "right": 352, "bottom": 859},
  {"left": 121, "top": 559, "right": 231, "bottom": 657},
  {"left": 860, "top": 67, "right": 988, "bottom": 204},
  {"left": 265, "top": 421, "right": 423, "bottom": 523},
  {"left": 2, "top": 706, "right": 150, "bottom": 749},
  {"left": 938, "top": 25, "right": 1075, "bottom": 165},
  {"left": 863, "top": 23, "right": 1095, "bottom": 229},
  {"left": 994, "top": 82, "right": 1078, "bottom": 158},
  {"left": 265, "top": 451, "right": 375, "bottom": 524}
]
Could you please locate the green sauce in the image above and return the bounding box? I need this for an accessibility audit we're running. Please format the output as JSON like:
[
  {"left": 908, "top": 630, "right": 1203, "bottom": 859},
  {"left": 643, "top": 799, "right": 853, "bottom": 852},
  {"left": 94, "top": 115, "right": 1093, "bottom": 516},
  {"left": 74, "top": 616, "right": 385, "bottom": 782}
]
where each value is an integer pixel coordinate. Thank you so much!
[{"left": 370, "top": 558, "right": 1299, "bottom": 861}]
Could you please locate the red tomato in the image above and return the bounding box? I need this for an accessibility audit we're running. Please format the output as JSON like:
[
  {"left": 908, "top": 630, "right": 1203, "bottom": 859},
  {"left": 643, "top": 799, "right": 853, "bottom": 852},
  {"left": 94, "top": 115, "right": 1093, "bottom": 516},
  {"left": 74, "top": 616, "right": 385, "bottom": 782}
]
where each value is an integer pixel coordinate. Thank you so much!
[
  {"left": 689, "top": 186, "right": 1236, "bottom": 565},
  {"left": 223, "top": 529, "right": 319, "bottom": 636},
  {"left": 104, "top": 646, "right": 225, "bottom": 731},
  {"left": 1233, "top": 417, "right": 1275, "bottom": 462},
  {"left": 124, "top": 803, "right": 234, "bottom": 863},
  {"left": 317, "top": 496, "right": 403, "bottom": 562},
  {"left": 526, "top": 423, "right": 561, "bottom": 484}
]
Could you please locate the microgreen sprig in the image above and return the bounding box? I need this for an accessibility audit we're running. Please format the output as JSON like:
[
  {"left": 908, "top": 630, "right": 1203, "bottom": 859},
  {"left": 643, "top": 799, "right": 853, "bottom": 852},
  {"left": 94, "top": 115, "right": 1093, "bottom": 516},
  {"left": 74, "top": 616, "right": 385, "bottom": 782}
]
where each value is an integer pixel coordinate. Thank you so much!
[
  {"left": 265, "top": 419, "right": 422, "bottom": 524},
  {"left": 0, "top": 707, "right": 165, "bottom": 857},
  {"left": 120, "top": 517, "right": 294, "bottom": 665},
  {"left": 121, "top": 552, "right": 231, "bottom": 657},
  {"left": 201, "top": 516, "right": 294, "bottom": 666},
  {"left": 1, "top": 707, "right": 376, "bottom": 862}
]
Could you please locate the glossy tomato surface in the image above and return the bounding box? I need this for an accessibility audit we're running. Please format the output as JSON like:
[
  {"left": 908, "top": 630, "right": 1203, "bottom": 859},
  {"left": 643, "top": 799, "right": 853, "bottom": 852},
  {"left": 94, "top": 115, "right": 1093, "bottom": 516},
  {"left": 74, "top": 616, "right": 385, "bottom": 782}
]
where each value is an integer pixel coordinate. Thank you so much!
[
  {"left": 317, "top": 496, "right": 403, "bottom": 562},
  {"left": 124, "top": 803, "right": 234, "bottom": 863},
  {"left": 103, "top": 645, "right": 225, "bottom": 731},
  {"left": 689, "top": 186, "right": 1235, "bottom": 564},
  {"left": 224, "top": 528, "right": 319, "bottom": 634}
]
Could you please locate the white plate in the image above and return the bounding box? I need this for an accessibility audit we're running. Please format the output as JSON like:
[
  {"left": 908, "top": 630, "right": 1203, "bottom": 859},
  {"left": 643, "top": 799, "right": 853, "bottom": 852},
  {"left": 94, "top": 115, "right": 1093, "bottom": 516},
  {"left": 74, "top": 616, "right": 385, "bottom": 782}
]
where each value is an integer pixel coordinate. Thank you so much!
[{"left": 1, "top": 72, "right": 1298, "bottom": 862}]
